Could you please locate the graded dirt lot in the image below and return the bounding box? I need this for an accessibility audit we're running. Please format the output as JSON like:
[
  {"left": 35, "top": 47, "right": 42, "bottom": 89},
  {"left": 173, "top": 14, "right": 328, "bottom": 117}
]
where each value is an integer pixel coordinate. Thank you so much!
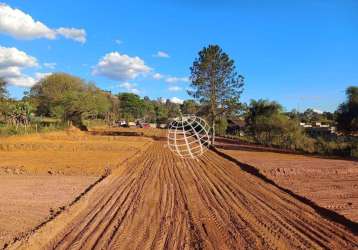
[
  {"left": 11, "top": 141, "right": 358, "bottom": 250},
  {"left": 219, "top": 144, "right": 358, "bottom": 223},
  {"left": 0, "top": 176, "right": 97, "bottom": 249},
  {"left": 0, "top": 130, "right": 152, "bottom": 176},
  {"left": 0, "top": 130, "right": 152, "bottom": 248}
]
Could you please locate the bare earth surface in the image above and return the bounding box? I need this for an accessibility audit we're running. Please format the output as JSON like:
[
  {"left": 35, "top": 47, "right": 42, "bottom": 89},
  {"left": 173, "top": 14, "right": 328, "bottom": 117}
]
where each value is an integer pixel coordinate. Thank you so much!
[
  {"left": 0, "top": 130, "right": 152, "bottom": 248},
  {"left": 11, "top": 141, "right": 358, "bottom": 250},
  {"left": 0, "top": 176, "right": 97, "bottom": 249},
  {"left": 0, "top": 131, "right": 152, "bottom": 176},
  {"left": 220, "top": 147, "right": 358, "bottom": 222}
]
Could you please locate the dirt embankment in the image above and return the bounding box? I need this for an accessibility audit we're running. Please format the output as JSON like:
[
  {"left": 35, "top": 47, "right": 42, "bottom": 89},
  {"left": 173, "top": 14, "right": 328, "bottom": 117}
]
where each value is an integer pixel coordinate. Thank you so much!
[
  {"left": 11, "top": 142, "right": 358, "bottom": 250},
  {"left": 220, "top": 147, "right": 358, "bottom": 223}
]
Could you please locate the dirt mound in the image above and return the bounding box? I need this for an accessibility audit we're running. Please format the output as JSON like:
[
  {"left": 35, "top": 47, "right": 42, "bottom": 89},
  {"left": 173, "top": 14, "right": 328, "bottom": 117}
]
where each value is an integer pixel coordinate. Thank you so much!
[{"left": 10, "top": 142, "right": 357, "bottom": 250}]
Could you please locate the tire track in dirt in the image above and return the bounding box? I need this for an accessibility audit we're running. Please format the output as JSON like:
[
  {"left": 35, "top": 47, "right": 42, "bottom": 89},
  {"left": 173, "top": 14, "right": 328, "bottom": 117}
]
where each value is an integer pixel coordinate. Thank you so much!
[{"left": 9, "top": 141, "right": 358, "bottom": 250}]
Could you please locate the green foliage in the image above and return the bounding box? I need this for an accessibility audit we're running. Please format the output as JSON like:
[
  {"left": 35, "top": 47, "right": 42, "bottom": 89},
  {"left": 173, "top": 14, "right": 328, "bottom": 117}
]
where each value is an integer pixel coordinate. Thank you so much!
[
  {"left": 0, "top": 100, "right": 34, "bottom": 126},
  {"left": 336, "top": 86, "right": 358, "bottom": 133},
  {"left": 181, "top": 99, "right": 199, "bottom": 115},
  {"left": 142, "top": 97, "right": 156, "bottom": 122},
  {"left": 165, "top": 99, "right": 181, "bottom": 118},
  {"left": 302, "top": 108, "right": 322, "bottom": 123},
  {"left": 0, "top": 68, "right": 355, "bottom": 159},
  {"left": 28, "top": 73, "right": 84, "bottom": 116},
  {"left": 243, "top": 98, "right": 358, "bottom": 158},
  {"left": 215, "top": 117, "right": 228, "bottom": 136},
  {"left": 0, "top": 119, "right": 68, "bottom": 136},
  {"left": 245, "top": 99, "right": 317, "bottom": 152},
  {"left": 28, "top": 73, "right": 111, "bottom": 130},
  {"left": 286, "top": 109, "right": 335, "bottom": 125},
  {"left": 246, "top": 99, "right": 282, "bottom": 132},
  {"left": 114, "top": 94, "right": 181, "bottom": 124},
  {"left": 154, "top": 102, "right": 169, "bottom": 124},
  {"left": 117, "top": 93, "right": 145, "bottom": 121},
  {"left": 252, "top": 114, "right": 306, "bottom": 149}
]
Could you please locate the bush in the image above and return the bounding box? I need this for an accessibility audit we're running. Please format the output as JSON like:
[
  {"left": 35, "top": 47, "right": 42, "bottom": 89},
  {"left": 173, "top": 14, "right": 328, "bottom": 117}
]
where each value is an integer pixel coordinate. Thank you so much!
[{"left": 215, "top": 118, "right": 228, "bottom": 136}]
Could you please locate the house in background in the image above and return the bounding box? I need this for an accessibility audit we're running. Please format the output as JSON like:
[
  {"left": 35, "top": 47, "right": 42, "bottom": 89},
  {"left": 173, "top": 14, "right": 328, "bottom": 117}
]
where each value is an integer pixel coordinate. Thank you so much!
[
  {"left": 226, "top": 119, "right": 246, "bottom": 136},
  {"left": 300, "top": 122, "right": 336, "bottom": 138}
]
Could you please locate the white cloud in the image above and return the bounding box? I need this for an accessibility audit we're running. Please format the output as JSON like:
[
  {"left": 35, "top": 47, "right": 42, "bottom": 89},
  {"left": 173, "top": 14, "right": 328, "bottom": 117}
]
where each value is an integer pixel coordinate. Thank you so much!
[
  {"left": 0, "top": 46, "right": 39, "bottom": 87},
  {"left": 119, "top": 82, "right": 140, "bottom": 94},
  {"left": 56, "top": 28, "right": 86, "bottom": 43},
  {"left": 152, "top": 73, "right": 190, "bottom": 84},
  {"left": 152, "top": 72, "right": 163, "bottom": 80},
  {"left": 168, "top": 86, "right": 182, "bottom": 92},
  {"left": 0, "top": 66, "right": 21, "bottom": 78},
  {"left": 0, "top": 3, "right": 55, "bottom": 39},
  {"left": 92, "top": 52, "right": 151, "bottom": 81},
  {"left": 43, "top": 62, "right": 56, "bottom": 69},
  {"left": 165, "top": 76, "right": 189, "bottom": 84},
  {"left": 153, "top": 51, "right": 170, "bottom": 58},
  {"left": 5, "top": 72, "right": 51, "bottom": 87},
  {"left": 34, "top": 72, "right": 52, "bottom": 81},
  {"left": 5, "top": 75, "right": 36, "bottom": 87},
  {"left": 0, "top": 45, "right": 52, "bottom": 87},
  {"left": 0, "top": 4, "right": 86, "bottom": 43},
  {"left": 170, "top": 97, "right": 184, "bottom": 104},
  {"left": 115, "top": 39, "right": 122, "bottom": 45},
  {"left": 0, "top": 46, "right": 38, "bottom": 68},
  {"left": 159, "top": 97, "right": 166, "bottom": 104},
  {"left": 312, "top": 108, "right": 323, "bottom": 114}
]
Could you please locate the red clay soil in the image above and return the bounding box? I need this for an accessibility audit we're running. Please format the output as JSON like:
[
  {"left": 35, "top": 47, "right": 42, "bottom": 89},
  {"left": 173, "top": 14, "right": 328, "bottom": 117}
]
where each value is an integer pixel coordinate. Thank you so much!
[
  {"left": 9, "top": 142, "right": 357, "bottom": 250},
  {"left": 0, "top": 176, "right": 97, "bottom": 249},
  {"left": 219, "top": 146, "right": 358, "bottom": 223}
]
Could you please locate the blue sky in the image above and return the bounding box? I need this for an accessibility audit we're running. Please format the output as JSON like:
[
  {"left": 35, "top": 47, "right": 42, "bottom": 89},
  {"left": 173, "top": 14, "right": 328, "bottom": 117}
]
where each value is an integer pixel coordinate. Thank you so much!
[{"left": 0, "top": 0, "right": 357, "bottom": 112}]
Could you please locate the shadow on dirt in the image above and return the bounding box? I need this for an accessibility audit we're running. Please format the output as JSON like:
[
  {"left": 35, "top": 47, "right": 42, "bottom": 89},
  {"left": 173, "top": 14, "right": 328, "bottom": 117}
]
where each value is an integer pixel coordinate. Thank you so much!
[
  {"left": 211, "top": 146, "right": 358, "bottom": 235},
  {"left": 89, "top": 131, "right": 144, "bottom": 137},
  {"left": 151, "top": 136, "right": 167, "bottom": 141},
  {"left": 88, "top": 130, "right": 168, "bottom": 142}
]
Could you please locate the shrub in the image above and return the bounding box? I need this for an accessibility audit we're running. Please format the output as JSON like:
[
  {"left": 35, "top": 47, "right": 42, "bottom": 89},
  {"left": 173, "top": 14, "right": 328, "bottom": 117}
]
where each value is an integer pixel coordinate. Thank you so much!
[{"left": 215, "top": 118, "right": 228, "bottom": 136}]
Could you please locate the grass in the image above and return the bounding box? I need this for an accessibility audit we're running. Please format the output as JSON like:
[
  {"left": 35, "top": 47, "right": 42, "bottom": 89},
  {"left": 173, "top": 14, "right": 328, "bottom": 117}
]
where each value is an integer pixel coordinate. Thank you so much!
[{"left": 0, "top": 122, "right": 69, "bottom": 137}]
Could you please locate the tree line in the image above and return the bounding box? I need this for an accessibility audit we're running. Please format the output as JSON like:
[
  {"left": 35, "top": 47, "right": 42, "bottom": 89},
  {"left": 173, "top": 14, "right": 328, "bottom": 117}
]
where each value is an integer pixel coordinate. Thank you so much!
[{"left": 0, "top": 45, "right": 357, "bottom": 156}]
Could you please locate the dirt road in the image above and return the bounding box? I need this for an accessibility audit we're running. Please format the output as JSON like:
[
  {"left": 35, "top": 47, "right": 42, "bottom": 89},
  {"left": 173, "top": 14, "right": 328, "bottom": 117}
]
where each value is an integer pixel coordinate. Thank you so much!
[{"left": 11, "top": 141, "right": 357, "bottom": 250}]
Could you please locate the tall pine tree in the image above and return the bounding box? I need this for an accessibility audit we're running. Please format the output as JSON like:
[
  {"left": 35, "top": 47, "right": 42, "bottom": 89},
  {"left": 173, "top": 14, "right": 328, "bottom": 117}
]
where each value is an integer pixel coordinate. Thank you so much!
[{"left": 189, "top": 45, "right": 244, "bottom": 144}]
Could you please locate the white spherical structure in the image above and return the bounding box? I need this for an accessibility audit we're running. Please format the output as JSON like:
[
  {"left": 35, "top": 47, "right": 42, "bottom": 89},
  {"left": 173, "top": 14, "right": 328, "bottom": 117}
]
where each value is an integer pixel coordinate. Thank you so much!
[{"left": 167, "top": 115, "right": 211, "bottom": 159}]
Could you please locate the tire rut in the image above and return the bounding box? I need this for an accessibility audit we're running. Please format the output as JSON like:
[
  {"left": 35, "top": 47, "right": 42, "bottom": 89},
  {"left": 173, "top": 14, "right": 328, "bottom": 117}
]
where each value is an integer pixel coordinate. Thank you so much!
[{"left": 10, "top": 141, "right": 358, "bottom": 250}]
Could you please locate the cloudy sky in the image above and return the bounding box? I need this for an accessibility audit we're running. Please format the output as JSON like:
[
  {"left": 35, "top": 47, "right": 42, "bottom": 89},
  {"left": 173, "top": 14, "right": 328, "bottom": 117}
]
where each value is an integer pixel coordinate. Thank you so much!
[{"left": 0, "top": 0, "right": 357, "bottom": 110}]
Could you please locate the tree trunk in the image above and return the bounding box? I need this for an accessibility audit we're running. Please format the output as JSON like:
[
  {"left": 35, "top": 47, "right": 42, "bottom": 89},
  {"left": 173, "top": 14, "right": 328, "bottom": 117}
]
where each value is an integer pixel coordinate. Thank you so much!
[{"left": 211, "top": 116, "right": 215, "bottom": 146}]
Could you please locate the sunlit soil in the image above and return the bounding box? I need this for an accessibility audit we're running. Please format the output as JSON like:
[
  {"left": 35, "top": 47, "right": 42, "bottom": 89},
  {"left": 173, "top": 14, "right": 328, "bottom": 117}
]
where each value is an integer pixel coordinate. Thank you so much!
[
  {"left": 9, "top": 141, "right": 358, "bottom": 250},
  {"left": 0, "top": 130, "right": 152, "bottom": 176},
  {"left": 221, "top": 148, "right": 358, "bottom": 222},
  {"left": 0, "top": 129, "right": 153, "bottom": 248}
]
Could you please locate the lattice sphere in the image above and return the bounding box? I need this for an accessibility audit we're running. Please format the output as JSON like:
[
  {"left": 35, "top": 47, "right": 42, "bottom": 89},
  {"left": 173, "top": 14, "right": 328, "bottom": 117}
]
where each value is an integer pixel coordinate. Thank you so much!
[{"left": 167, "top": 115, "right": 211, "bottom": 159}]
